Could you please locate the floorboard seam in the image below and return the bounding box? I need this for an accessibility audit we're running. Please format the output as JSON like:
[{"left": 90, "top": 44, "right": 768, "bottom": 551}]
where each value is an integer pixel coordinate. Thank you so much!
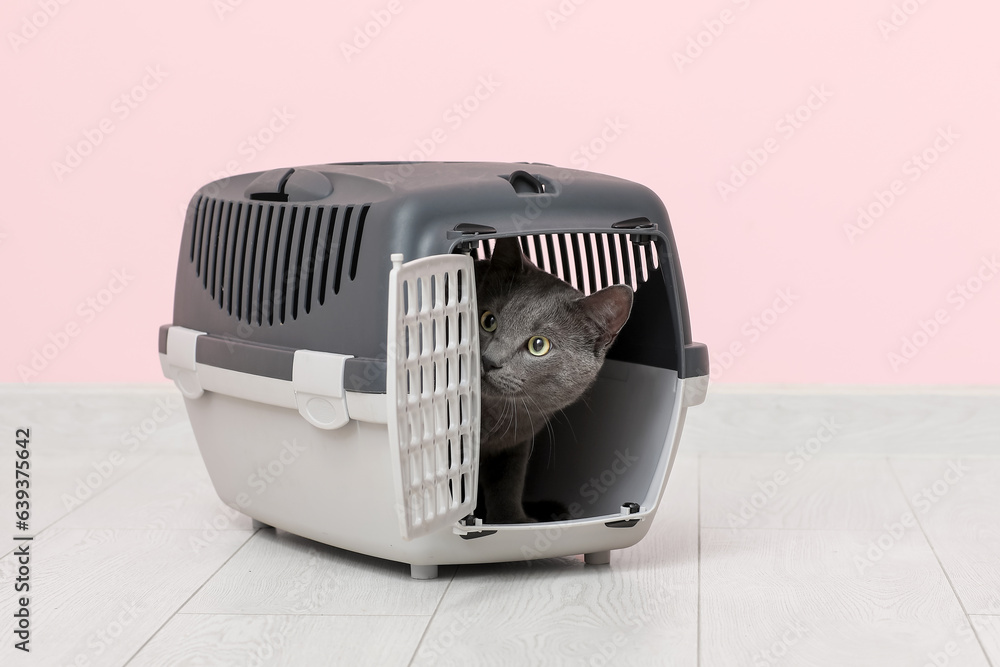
[
  {"left": 0, "top": 452, "right": 169, "bottom": 561},
  {"left": 696, "top": 455, "right": 702, "bottom": 667},
  {"left": 886, "top": 457, "right": 993, "bottom": 666},
  {"left": 119, "top": 527, "right": 260, "bottom": 666},
  {"left": 406, "top": 567, "right": 457, "bottom": 667}
]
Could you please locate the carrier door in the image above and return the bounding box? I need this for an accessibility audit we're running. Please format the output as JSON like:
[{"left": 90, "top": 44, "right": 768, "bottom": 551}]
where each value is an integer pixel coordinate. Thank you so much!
[{"left": 386, "top": 253, "right": 481, "bottom": 540}]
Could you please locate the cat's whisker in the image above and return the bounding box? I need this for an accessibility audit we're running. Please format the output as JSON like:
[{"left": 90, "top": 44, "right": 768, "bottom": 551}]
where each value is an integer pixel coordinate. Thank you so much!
[
  {"left": 541, "top": 413, "right": 556, "bottom": 468},
  {"left": 487, "top": 397, "right": 511, "bottom": 435},
  {"left": 545, "top": 417, "right": 557, "bottom": 466},
  {"left": 500, "top": 400, "right": 510, "bottom": 438},
  {"left": 523, "top": 393, "right": 554, "bottom": 469},
  {"left": 539, "top": 407, "right": 569, "bottom": 471},
  {"left": 556, "top": 406, "right": 579, "bottom": 448},
  {"left": 486, "top": 405, "right": 502, "bottom": 434},
  {"left": 498, "top": 397, "right": 516, "bottom": 441},
  {"left": 513, "top": 398, "right": 519, "bottom": 451},
  {"left": 522, "top": 397, "right": 535, "bottom": 460}
]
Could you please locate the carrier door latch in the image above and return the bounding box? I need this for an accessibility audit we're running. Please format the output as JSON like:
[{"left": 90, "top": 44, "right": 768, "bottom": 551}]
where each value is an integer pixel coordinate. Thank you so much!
[{"left": 292, "top": 350, "right": 353, "bottom": 430}]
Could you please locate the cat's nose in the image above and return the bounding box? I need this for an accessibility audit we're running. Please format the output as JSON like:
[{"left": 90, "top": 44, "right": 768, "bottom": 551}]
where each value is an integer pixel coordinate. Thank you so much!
[{"left": 481, "top": 355, "right": 503, "bottom": 372}]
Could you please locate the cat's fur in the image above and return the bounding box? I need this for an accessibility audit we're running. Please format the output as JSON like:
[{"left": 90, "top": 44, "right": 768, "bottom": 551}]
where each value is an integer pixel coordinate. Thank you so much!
[{"left": 474, "top": 238, "right": 633, "bottom": 523}]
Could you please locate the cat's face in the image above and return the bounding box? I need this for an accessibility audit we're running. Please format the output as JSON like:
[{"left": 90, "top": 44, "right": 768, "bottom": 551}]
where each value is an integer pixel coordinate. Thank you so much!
[{"left": 473, "top": 238, "right": 633, "bottom": 414}]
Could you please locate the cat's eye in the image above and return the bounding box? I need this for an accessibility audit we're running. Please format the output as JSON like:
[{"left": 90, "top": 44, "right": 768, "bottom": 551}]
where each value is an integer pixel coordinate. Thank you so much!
[
  {"left": 527, "top": 336, "right": 551, "bottom": 356},
  {"left": 480, "top": 311, "right": 498, "bottom": 333}
]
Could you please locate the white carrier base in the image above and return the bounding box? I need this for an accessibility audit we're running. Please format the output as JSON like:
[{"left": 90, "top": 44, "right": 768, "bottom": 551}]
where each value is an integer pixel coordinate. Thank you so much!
[{"left": 178, "top": 366, "right": 700, "bottom": 579}]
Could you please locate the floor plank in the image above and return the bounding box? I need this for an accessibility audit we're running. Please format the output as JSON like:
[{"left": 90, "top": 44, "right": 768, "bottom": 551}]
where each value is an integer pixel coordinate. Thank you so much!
[
  {"left": 125, "top": 614, "right": 428, "bottom": 667},
  {"left": 971, "top": 616, "right": 1000, "bottom": 665},
  {"left": 2, "top": 385, "right": 997, "bottom": 666},
  {"left": 0, "top": 449, "right": 155, "bottom": 543},
  {"left": 181, "top": 529, "right": 455, "bottom": 616},
  {"left": 0, "top": 387, "right": 195, "bottom": 455},
  {"left": 700, "top": 528, "right": 990, "bottom": 667},
  {"left": 684, "top": 392, "right": 1000, "bottom": 457},
  {"left": 890, "top": 458, "right": 1000, "bottom": 615},
  {"left": 409, "top": 455, "right": 700, "bottom": 667},
  {"left": 51, "top": 453, "right": 252, "bottom": 531},
  {"left": 0, "top": 388, "right": 195, "bottom": 545},
  {"left": 0, "top": 528, "right": 251, "bottom": 667},
  {"left": 701, "top": 456, "right": 911, "bottom": 530}
]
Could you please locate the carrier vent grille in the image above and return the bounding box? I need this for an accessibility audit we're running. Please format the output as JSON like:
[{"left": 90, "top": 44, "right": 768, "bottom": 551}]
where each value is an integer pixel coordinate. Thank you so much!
[
  {"left": 470, "top": 233, "right": 659, "bottom": 294},
  {"left": 188, "top": 198, "right": 371, "bottom": 325}
]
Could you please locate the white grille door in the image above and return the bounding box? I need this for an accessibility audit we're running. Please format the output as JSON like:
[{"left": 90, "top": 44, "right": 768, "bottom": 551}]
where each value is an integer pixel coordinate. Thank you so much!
[{"left": 386, "top": 253, "right": 481, "bottom": 540}]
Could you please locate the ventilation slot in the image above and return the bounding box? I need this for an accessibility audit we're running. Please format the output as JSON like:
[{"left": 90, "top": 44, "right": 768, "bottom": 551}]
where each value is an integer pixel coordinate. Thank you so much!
[
  {"left": 189, "top": 198, "right": 373, "bottom": 324},
  {"left": 231, "top": 203, "right": 251, "bottom": 319},
  {"left": 303, "top": 207, "right": 323, "bottom": 314},
  {"left": 198, "top": 199, "right": 216, "bottom": 288},
  {"left": 277, "top": 206, "right": 298, "bottom": 324},
  {"left": 289, "top": 207, "right": 309, "bottom": 321},
  {"left": 317, "top": 206, "right": 337, "bottom": 308},
  {"left": 219, "top": 202, "right": 240, "bottom": 313},
  {"left": 469, "top": 233, "right": 659, "bottom": 295},
  {"left": 213, "top": 201, "right": 232, "bottom": 306},
  {"left": 188, "top": 196, "right": 204, "bottom": 263},
  {"left": 262, "top": 205, "right": 283, "bottom": 326},
  {"left": 237, "top": 204, "right": 261, "bottom": 322},
  {"left": 333, "top": 206, "right": 353, "bottom": 295},
  {"left": 349, "top": 204, "right": 370, "bottom": 280},
  {"left": 207, "top": 200, "right": 224, "bottom": 296}
]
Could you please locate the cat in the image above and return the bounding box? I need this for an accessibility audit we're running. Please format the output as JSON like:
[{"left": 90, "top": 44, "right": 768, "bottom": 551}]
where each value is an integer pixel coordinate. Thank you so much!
[{"left": 473, "top": 237, "right": 633, "bottom": 524}]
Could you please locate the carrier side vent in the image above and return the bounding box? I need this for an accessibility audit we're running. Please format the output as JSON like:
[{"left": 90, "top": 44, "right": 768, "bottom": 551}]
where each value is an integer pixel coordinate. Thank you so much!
[
  {"left": 470, "top": 233, "right": 659, "bottom": 295},
  {"left": 189, "top": 198, "right": 371, "bottom": 325}
]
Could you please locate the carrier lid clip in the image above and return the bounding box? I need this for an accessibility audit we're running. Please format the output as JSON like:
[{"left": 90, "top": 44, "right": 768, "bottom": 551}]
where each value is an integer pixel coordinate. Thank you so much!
[
  {"left": 292, "top": 350, "right": 354, "bottom": 430},
  {"left": 162, "top": 326, "right": 206, "bottom": 399}
]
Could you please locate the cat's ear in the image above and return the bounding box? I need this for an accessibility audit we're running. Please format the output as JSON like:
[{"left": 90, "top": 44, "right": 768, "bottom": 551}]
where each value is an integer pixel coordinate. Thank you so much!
[
  {"left": 577, "top": 285, "right": 634, "bottom": 354},
  {"left": 488, "top": 237, "right": 526, "bottom": 274}
]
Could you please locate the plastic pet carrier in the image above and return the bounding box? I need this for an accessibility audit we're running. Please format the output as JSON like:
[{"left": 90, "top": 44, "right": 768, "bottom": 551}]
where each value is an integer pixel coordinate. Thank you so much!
[{"left": 159, "top": 161, "right": 708, "bottom": 579}]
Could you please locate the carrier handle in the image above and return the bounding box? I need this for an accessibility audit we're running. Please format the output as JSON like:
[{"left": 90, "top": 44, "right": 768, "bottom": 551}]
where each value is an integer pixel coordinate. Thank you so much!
[{"left": 159, "top": 325, "right": 384, "bottom": 429}]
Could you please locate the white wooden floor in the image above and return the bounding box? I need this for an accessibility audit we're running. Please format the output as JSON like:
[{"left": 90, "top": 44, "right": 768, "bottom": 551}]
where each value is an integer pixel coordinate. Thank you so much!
[{"left": 1, "top": 384, "right": 998, "bottom": 666}]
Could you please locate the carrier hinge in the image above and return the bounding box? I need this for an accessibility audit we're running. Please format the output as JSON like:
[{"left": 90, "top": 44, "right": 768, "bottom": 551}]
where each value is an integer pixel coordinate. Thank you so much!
[
  {"left": 454, "top": 514, "right": 498, "bottom": 540},
  {"left": 605, "top": 502, "right": 644, "bottom": 528},
  {"left": 447, "top": 223, "right": 497, "bottom": 253}
]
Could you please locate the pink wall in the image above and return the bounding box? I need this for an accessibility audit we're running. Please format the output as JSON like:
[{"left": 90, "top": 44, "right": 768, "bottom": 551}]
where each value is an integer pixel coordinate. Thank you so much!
[{"left": 2, "top": 0, "right": 997, "bottom": 384}]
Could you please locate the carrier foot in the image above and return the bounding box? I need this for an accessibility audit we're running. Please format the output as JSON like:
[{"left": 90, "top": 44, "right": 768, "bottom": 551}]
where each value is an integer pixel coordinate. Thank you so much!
[
  {"left": 584, "top": 550, "right": 611, "bottom": 566},
  {"left": 410, "top": 564, "right": 439, "bottom": 580},
  {"left": 251, "top": 519, "right": 271, "bottom": 530}
]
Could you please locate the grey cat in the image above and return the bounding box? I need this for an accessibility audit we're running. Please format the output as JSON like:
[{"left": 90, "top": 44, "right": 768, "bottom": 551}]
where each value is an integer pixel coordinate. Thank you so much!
[{"left": 474, "top": 237, "right": 633, "bottom": 523}]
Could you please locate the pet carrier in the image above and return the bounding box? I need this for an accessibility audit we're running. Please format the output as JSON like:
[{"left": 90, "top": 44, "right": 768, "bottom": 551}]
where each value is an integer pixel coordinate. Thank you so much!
[{"left": 159, "top": 162, "right": 708, "bottom": 579}]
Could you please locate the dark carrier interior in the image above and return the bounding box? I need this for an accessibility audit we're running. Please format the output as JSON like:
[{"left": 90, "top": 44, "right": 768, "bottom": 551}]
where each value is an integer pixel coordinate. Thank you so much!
[{"left": 460, "top": 232, "right": 685, "bottom": 524}]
